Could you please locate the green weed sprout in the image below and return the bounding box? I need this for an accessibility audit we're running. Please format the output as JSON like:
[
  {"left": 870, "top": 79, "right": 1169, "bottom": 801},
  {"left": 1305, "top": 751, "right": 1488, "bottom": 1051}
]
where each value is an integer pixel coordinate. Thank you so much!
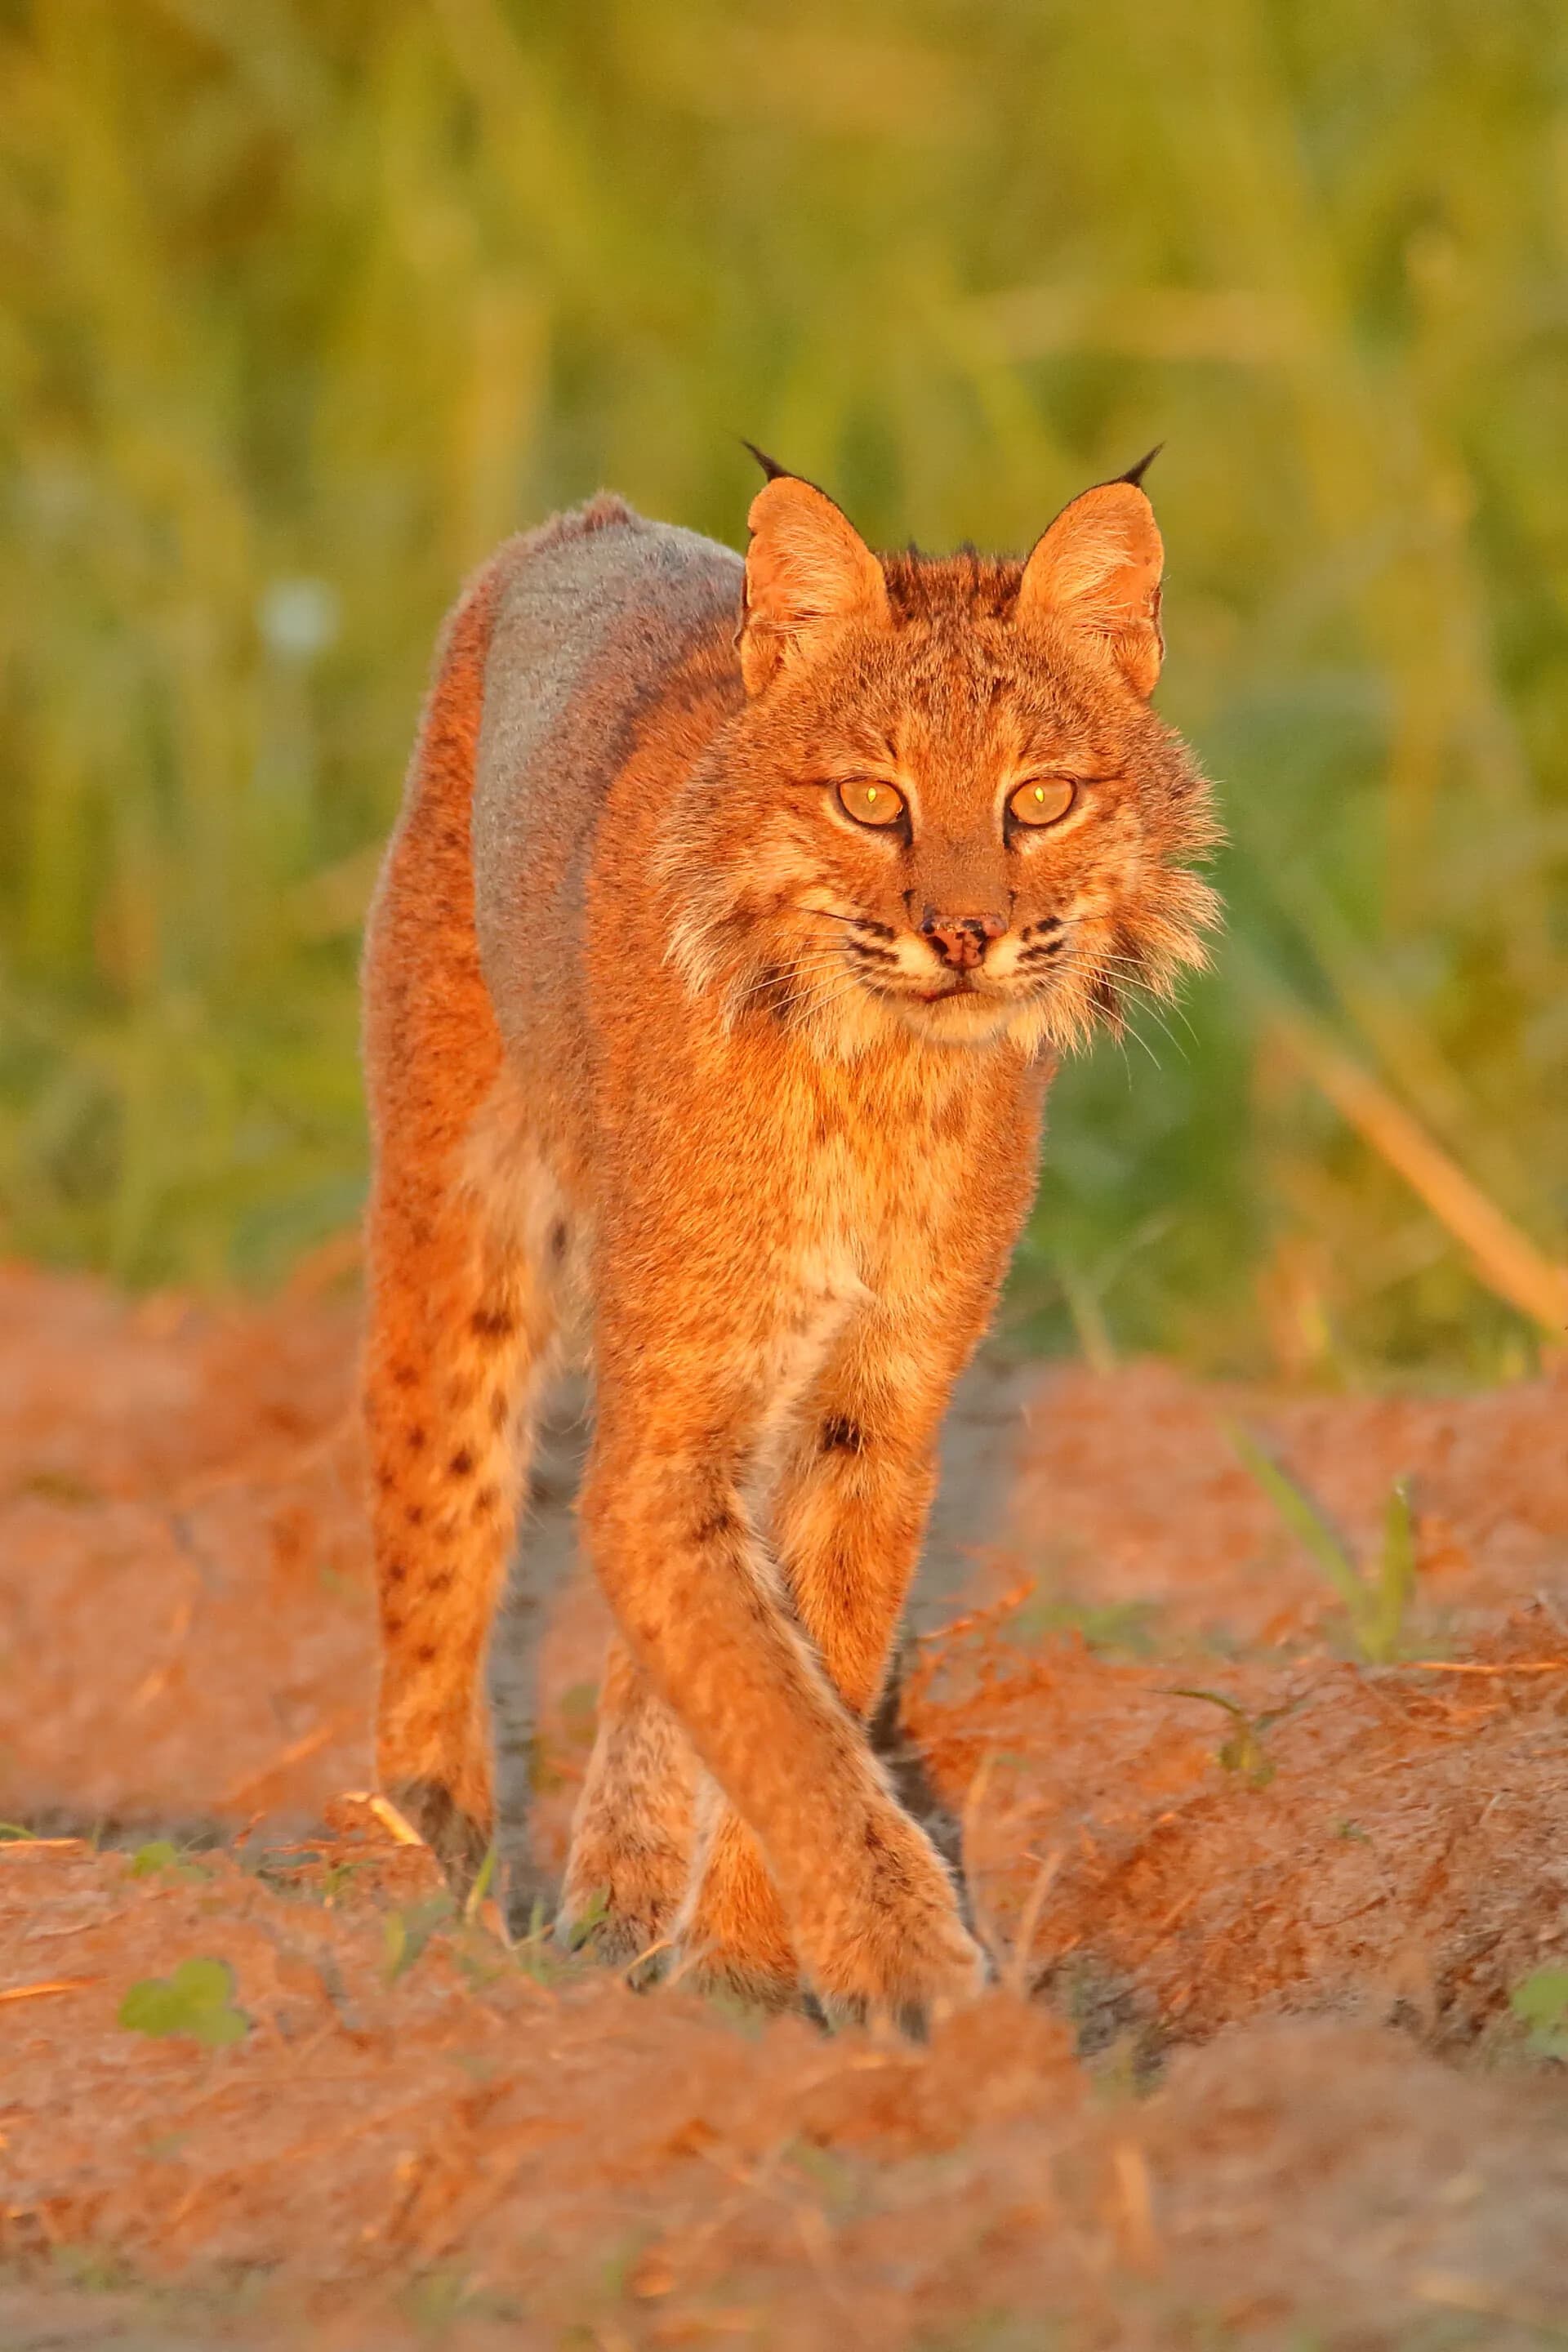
[
  {"left": 1510, "top": 1967, "right": 1568, "bottom": 2060},
  {"left": 1163, "top": 1686, "right": 1284, "bottom": 1788},
  {"left": 118, "top": 1957, "right": 248, "bottom": 2047}
]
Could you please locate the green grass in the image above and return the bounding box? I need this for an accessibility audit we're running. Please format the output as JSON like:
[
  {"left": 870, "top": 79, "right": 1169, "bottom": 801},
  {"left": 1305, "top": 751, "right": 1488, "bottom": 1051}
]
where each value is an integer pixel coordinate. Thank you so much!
[
  {"left": 2, "top": 0, "right": 1564, "bottom": 1373},
  {"left": 1230, "top": 1420, "right": 1416, "bottom": 1659},
  {"left": 1012, "top": 1591, "right": 1163, "bottom": 1658},
  {"left": 118, "top": 1955, "right": 250, "bottom": 2047},
  {"left": 1509, "top": 1966, "right": 1568, "bottom": 2061}
]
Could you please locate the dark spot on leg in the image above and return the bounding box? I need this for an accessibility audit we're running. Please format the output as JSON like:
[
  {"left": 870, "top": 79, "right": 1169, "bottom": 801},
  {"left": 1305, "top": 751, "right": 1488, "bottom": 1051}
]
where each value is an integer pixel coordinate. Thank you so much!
[
  {"left": 415, "top": 1641, "right": 439, "bottom": 1664},
  {"left": 392, "top": 1363, "right": 419, "bottom": 1390},
  {"left": 404, "top": 1502, "right": 425, "bottom": 1527},
  {"left": 821, "top": 1415, "right": 866, "bottom": 1454},
  {"left": 448, "top": 1447, "right": 474, "bottom": 1478},
  {"left": 692, "top": 1505, "right": 737, "bottom": 1547},
  {"left": 427, "top": 1569, "right": 454, "bottom": 1596},
  {"left": 473, "top": 1484, "right": 501, "bottom": 1518},
  {"left": 550, "top": 1219, "right": 568, "bottom": 1265},
  {"left": 489, "top": 1389, "right": 510, "bottom": 1432},
  {"left": 406, "top": 1425, "right": 426, "bottom": 1454},
  {"left": 385, "top": 1558, "right": 408, "bottom": 1585},
  {"left": 470, "top": 1306, "right": 514, "bottom": 1343}
]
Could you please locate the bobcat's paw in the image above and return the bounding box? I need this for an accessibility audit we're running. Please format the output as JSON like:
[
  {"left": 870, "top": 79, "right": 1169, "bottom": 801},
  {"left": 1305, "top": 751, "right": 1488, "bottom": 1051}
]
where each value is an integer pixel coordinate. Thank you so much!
[
  {"left": 556, "top": 1831, "right": 688, "bottom": 1972},
  {"left": 796, "top": 1805, "right": 990, "bottom": 2037},
  {"left": 381, "top": 1776, "right": 493, "bottom": 1895}
]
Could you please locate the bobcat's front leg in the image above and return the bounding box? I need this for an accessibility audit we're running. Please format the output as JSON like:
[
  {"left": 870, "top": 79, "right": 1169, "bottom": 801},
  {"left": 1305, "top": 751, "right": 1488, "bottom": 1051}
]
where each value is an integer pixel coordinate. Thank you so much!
[
  {"left": 677, "top": 1355, "right": 952, "bottom": 2013},
  {"left": 578, "top": 1356, "right": 983, "bottom": 2027}
]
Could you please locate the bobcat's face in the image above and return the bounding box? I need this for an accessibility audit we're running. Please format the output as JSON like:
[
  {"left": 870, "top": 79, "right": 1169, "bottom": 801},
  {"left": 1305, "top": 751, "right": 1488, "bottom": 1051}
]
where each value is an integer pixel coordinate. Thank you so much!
[{"left": 665, "top": 468, "right": 1218, "bottom": 1059}]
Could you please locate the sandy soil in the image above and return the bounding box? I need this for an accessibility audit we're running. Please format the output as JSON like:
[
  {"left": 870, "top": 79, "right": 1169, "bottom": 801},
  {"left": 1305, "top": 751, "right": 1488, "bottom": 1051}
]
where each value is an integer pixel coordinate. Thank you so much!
[{"left": 1, "top": 1258, "right": 1566, "bottom": 2349}]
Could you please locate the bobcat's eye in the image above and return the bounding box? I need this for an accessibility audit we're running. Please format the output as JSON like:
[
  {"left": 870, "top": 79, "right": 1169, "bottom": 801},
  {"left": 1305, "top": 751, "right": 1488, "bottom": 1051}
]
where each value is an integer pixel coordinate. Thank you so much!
[
  {"left": 836, "top": 779, "right": 906, "bottom": 830},
  {"left": 1008, "top": 777, "right": 1077, "bottom": 828}
]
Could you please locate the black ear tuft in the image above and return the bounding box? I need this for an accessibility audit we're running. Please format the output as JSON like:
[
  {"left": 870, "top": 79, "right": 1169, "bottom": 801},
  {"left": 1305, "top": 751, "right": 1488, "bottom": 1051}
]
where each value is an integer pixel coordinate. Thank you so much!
[
  {"left": 1117, "top": 443, "right": 1164, "bottom": 488},
  {"left": 740, "top": 439, "right": 795, "bottom": 483}
]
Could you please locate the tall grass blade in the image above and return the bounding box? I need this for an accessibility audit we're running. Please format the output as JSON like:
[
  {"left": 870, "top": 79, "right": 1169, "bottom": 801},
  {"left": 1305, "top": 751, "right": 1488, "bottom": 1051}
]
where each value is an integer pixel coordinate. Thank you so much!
[
  {"left": 1227, "top": 1421, "right": 1365, "bottom": 1622},
  {"left": 1374, "top": 1477, "right": 1417, "bottom": 1664}
]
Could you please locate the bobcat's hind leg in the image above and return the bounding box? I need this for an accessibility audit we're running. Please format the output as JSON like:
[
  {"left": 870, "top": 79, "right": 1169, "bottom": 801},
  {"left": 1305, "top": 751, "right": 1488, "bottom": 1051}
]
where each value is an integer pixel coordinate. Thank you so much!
[
  {"left": 362, "top": 551, "right": 544, "bottom": 1891},
  {"left": 559, "top": 1636, "right": 697, "bottom": 1968},
  {"left": 363, "top": 1105, "right": 561, "bottom": 1895}
]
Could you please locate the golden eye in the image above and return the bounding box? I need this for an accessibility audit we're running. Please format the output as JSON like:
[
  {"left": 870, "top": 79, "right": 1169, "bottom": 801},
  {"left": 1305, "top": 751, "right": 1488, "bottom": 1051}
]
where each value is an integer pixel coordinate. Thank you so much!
[
  {"left": 1008, "top": 776, "right": 1077, "bottom": 828},
  {"left": 836, "top": 778, "right": 906, "bottom": 829}
]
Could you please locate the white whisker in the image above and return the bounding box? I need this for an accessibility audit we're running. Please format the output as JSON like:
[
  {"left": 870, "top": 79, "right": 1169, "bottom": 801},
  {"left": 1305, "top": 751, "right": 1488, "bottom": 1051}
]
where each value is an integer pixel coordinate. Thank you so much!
[
  {"left": 1103, "top": 984, "right": 1188, "bottom": 1064},
  {"left": 727, "top": 953, "right": 847, "bottom": 1008},
  {"left": 793, "top": 976, "right": 882, "bottom": 1026},
  {"left": 1119, "top": 1018, "right": 1163, "bottom": 1071},
  {"left": 1076, "top": 951, "right": 1192, "bottom": 1066}
]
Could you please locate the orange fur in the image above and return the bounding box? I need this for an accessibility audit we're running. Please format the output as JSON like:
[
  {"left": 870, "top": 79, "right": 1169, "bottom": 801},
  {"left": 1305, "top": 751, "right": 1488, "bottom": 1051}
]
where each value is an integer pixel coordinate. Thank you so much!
[{"left": 362, "top": 472, "right": 1218, "bottom": 2021}]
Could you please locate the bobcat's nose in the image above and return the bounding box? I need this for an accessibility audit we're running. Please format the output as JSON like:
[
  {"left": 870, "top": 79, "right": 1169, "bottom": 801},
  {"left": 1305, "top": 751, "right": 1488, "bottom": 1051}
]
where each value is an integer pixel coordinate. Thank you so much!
[{"left": 920, "top": 907, "right": 1006, "bottom": 970}]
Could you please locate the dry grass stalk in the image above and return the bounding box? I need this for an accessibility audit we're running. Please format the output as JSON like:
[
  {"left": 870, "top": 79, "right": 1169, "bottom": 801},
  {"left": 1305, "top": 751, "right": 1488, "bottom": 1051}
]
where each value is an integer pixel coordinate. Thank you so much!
[
  {"left": 1273, "top": 1009, "right": 1568, "bottom": 1335},
  {"left": 0, "top": 1977, "right": 100, "bottom": 2003}
]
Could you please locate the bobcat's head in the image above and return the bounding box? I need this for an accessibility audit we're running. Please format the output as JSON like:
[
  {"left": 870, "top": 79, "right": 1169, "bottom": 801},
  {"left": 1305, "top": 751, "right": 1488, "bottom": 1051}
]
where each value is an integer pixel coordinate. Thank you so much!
[{"left": 665, "top": 457, "right": 1219, "bottom": 1059}]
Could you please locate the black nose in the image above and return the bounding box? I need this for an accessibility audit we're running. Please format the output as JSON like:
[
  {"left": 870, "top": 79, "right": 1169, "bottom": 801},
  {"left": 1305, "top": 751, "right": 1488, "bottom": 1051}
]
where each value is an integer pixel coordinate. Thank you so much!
[{"left": 920, "top": 908, "right": 1005, "bottom": 969}]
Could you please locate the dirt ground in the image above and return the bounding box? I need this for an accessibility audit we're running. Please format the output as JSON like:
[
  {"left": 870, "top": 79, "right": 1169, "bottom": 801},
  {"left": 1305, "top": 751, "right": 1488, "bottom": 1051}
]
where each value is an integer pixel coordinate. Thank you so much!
[{"left": 2, "top": 1258, "right": 1566, "bottom": 2350}]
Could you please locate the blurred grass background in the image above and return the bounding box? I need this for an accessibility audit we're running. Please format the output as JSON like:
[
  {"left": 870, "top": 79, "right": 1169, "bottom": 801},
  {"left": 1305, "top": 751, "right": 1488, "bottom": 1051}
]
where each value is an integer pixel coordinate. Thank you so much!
[{"left": 1, "top": 0, "right": 1564, "bottom": 1379}]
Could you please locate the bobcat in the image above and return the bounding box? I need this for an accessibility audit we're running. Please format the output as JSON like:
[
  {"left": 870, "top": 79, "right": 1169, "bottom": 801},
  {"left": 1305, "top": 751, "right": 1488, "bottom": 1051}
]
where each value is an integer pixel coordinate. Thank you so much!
[{"left": 360, "top": 454, "right": 1217, "bottom": 2025}]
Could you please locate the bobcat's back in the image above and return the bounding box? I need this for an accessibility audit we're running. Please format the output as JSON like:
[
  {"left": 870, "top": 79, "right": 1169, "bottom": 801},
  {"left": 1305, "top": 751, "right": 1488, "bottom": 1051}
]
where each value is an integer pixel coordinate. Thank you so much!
[{"left": 470, "top": 498, "right": 740, "bottom": 1079}]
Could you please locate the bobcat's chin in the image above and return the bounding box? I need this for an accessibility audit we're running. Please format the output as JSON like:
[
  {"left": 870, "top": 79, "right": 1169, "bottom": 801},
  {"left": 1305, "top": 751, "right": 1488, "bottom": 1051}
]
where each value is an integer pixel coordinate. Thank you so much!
[
  {"left": 880, "top": 982, "right": 1020, "bottom": 1048},
  {"left": 807, "top": 969, "right": 1055, "bottom": 1061}
]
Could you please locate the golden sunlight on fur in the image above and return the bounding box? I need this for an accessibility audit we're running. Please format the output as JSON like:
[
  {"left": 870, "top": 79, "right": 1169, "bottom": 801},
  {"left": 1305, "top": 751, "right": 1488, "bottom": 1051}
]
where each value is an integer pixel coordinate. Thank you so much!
[{"left": 360, "top": 463, "right": 1218, "bottom": 2028}]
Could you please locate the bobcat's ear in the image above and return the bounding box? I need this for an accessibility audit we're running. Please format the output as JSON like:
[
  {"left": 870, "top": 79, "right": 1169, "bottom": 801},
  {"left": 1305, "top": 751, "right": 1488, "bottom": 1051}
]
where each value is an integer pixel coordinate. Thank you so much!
[
  {"left": 739, "top": 474, "right": 890, "bottom": 695},
  {"left": 1014, "top": 478, "right": 1165, "bottom": 697}
]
